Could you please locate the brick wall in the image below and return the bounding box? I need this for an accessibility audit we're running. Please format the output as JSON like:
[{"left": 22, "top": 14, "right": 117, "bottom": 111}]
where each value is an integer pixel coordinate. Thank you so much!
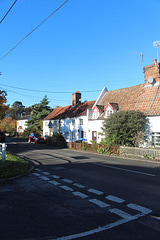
[{"left": 144, "top": 61, "right": 160, "bottom": 86}]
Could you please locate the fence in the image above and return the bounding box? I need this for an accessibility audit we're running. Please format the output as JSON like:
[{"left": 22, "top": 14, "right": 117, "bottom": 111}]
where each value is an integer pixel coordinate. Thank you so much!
[
  {"left": 120, "top": 146, "right": 160, "bottom": 160},
  {"left": 0, "top": 143, "right": 7, "bottom": 162},
  {"left": 67, "top": 142, "right": 120, "bottom": 155}
]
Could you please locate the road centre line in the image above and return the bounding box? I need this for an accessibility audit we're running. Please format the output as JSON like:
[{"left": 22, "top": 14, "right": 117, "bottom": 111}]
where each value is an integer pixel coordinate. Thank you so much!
[{"left": 92, "top": 163, "right": 156, "bottom": 177}]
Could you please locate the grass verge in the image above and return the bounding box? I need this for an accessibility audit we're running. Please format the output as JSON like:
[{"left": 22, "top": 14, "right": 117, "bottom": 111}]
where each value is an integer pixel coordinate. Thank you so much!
[{"left": 0, "top": 152, "right": 32, "bottom": 180}]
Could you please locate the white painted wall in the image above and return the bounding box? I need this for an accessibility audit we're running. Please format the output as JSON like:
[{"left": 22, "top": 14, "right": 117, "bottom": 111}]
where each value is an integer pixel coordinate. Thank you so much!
[{"left": 17, "top": 119, "right": 28, "bottom": 133}]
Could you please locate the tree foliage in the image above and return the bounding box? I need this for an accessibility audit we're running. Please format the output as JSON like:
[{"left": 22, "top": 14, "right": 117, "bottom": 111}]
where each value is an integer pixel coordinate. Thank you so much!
[
  {"left": 27, "top": 96, "right": 51, "bottom": 133},
  {"left": 0, "top": 117, "right": 17, "bottom": 133},
  {"left": 102, "top": 110, "right": 146, "bottom": 146},
  {"left": 9, "top": 101, "right": 25, "bottom": 120},
  {"left": 0, "top": 90, "right": 9, "bottom": 120}
]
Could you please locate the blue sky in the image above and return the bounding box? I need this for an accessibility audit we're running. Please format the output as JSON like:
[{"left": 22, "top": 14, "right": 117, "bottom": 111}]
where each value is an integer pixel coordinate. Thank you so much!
[{"left": 0, "top": 0, "right": 160, "bottom": 109}]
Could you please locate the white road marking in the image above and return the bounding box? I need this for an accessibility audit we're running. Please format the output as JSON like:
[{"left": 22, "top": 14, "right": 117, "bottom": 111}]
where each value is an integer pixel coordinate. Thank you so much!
[
  {"left": 49, "top": 180, "right": 60, "bottom": 186},
  {"left": 35, "top": 168, "right": 42, "bottom": 172},
  {"left": 93, "top": 163, "right": 156, "bottom": 177},
  {"left": 157, "top": 217, "right": 160, "bottom": 220},
  {"left": 62, "top": 179, "right": 73, "bottom": 184},
  {"left": 89, "top": 199, "right": 110, "bottom": 208},
  {"left": 39, "top": 176, "right": 50, "bottom": 181},
  {"left": 109, "top": 208, "right": 134, "bottom": 220},
  {"left": 73, "top": 183, "right": 85, "bottom": 188},
  {"left": 127, "top": 203, "right": 152, "bottom": 214},
  {"left": 51, "top": 213, "right": 145, "bottom": 240},
  {"left": 106, "top": 195, "right": 125, "bottom": 203},
  {"left": 88, "top": 188, "right": 103, "bottom": 195},
  {"left": 32, "top": 172, "right": 41, "bottom": 177},
  {"left": 52, "top": 175, "right": 60, "bottom": 179},
  {"left": 72, "top": 191, "right": 88, "bottom": 199},
  {"left": 42, "top": 171, "right": 50, "bottom": 175},
  {"left": 59, "top": 185, "right": 74, "bottom": 191}
]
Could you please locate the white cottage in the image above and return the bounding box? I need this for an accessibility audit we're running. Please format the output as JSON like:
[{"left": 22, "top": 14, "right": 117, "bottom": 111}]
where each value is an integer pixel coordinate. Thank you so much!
[
  {"left": 43, "top": 59, "right": 160, "bottom": 146},
  {"left": 43, "top": 91, "right": 96, "bottom": 142}
]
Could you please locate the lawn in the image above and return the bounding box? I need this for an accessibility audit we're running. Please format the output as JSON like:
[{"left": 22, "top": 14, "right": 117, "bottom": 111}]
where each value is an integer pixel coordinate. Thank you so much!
[{"left": 0, "top": 152, "right": 32, "bottom": 180}]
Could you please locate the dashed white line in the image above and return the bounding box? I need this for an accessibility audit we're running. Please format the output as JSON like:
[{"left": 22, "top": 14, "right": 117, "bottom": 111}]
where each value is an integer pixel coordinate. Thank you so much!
[
  {"left": 89, "top": 199, "right": 110, "bottom": 208},
  {"left": 42, "top": 171, "right": 50, "bottom": 175},
  {"left": 59, "top": 185, "right": 74, "bottom": 191},
  {"left": 52, "top": 175, "right": 60, "bottom": 179},
  {"left": 72, "top": 191, "right": 88, "bottom": 199},
  {"left": 32, "top": 172, "right": 41, "bottom": 177},
  {"left": 127, "top": 203, "right": 152, "bottom": 214},
  {"left": 109, "top": 208, "right": 134, "bottom": 220},
  {"left": 62, "top": 179, "right": 73, "bottom": 184},
  {"left": 49, "top": 180, "right": 61, "bottom": 186},
  {"left": 106, "top": 195, "right": 125, "bottom": 203},
  {"left": 39, "top": 176, "right": 50, "bottom": 181},
  {"left": 73, "top": 183, "right": 85, "bottom": 188},
  {"left": 35, "top": 168, "right": 42, "bottom": 172},
  {"left": 88, "top": 188, "right": 103, "bottom": 195}
]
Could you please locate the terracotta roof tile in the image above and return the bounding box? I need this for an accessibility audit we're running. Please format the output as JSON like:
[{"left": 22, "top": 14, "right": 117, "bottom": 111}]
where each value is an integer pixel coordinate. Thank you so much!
[
  {"left": 44, "top": 100, "right": 95, "bottom": 120},
  {"left": 100, "top": 84, "right": 160, "bottom": 116}
]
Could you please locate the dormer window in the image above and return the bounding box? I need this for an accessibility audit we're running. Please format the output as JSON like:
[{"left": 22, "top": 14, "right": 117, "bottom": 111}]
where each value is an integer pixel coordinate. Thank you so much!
[
  {"left": 93, "top": 111, "right": 99, "bottom": 119},
  {"left": 106, "top": 110, "right": 113, "bottom": 117},
  {"left": 104, "top": 103, "right": 118, "bottom": 118}
]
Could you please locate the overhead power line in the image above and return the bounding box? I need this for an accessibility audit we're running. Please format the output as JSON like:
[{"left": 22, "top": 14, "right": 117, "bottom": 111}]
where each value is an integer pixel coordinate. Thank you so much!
[
  {"left": 0, "top": 83, "right": 101, "bottom": 93},
  {"left": 0, "top": 0, "right": 18, "bottom": 24},
  {"left": 0, "top": 0, "right": 69, "bottom": 61}
]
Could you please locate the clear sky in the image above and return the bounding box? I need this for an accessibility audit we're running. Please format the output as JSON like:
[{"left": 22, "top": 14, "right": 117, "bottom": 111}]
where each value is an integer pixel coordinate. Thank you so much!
[{"left": 0, "top": 0, "right": 160, "bottom": 109}]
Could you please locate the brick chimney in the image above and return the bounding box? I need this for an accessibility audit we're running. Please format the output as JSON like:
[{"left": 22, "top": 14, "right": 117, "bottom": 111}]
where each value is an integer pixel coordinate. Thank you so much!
[
  {"left": 144, "top": 59, "right": 160, "bottom": 86},
  {"left": 72, "top": 91, "right": 81, "bottom": 105}
]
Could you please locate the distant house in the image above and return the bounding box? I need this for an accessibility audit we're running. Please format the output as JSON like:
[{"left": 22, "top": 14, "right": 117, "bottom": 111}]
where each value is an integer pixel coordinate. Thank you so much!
[
  {"left": 17, "top": 114, "right": 31, "bottom": 134},
  {"left": 43, "top": 59, "right": 160, "bottom": 146},
  {"left": 43, "top": 91, "right": 95, "bottom": 142}
]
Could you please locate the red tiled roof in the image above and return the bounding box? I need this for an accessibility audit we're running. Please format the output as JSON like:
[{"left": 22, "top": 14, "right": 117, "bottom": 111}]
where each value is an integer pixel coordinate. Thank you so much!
[
  {"left": 100, "top": 84, "right": 160, "bottom": 116},
  {"left": 44, "top": 100, "right": 96, "bottom": 120}
]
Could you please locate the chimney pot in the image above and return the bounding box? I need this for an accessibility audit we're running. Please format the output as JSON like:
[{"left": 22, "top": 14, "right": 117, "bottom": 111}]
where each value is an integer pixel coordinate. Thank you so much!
[{"left": 154, "top": 59, "right": 157, "bottom": 65}]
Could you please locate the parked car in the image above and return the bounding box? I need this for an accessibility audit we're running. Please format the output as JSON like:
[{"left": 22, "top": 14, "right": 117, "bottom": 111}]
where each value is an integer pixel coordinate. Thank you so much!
[
  {"left": 0, "top": 131, "right": 5, "bottom": 143},
  {"left": 28, "top": 132, "right": 45, "bottom": 144}
]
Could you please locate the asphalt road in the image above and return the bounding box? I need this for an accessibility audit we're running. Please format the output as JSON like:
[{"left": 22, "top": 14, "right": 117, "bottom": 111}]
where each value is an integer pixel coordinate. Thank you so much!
[{"left": 1, "top": 138, "right": 160, "bottom": 240}]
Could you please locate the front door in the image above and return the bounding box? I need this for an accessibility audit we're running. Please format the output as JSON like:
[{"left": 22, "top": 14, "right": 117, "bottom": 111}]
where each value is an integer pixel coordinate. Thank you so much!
[{"left": 92, "top": 131, "right": 97, "bottom": 142}]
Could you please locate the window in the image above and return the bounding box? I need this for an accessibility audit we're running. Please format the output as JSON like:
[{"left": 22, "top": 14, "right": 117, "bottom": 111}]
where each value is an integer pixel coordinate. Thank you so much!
[
  {"left": 152, "top": 132, "right": 160, "bottom": 147},
  {"left": 106, "top": 110, "right": 113, "bottom": 117},
  {"left": 72, "top": 119, "right": 75, "bottom": 125},
  {"left": 72, "top": 132, "right": 76, "bottom": 141},
  {"left": 79, "top": 119, "right": 83, "bottom": 125},
  {"left": 65, "top": 132, "right": 69, "bottom": 140},
  {"left": 45, "top": 122, "right": 48, "bottom": 126},
  {"left": 93, "top": 111, "right": 99, "bottom": 119},
  {"left": 84, "top": 131, "right": 86, "bottom": 138},
  {"left": 54, "top": 120, "right": 57, "bottom": 127}
]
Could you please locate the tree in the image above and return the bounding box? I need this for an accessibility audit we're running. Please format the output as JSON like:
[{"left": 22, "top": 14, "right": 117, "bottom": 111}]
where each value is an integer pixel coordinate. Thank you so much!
[
  {"left": 0, "top": 90, "right": 9, "bottom": 120},
  {"left": 9, "top": 101, "right": 25, "bottom": 120},
  {"left": 0, "top": 117, "right": 17, "bottom": 133},
  {"left": 27, "top": 96, "right": 51, "bottom": 133},
  {"left": 102, "top": 110, "right": 146, "bottom": 146}
]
